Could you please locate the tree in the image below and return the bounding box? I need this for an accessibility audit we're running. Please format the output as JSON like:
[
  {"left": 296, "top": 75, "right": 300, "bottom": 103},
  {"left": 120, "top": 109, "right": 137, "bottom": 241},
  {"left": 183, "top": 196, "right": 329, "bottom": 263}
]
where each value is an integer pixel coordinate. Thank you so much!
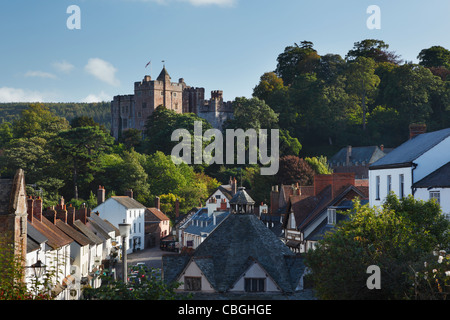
[
  {"left": 346, "top": 39, "right": 402, "bottom": 64},
  {"left": 417, "top": 45, "right": 450, "bottom": 69},
  {"left": 12, "top": 104, "right": 70, "bottom": 139},
  {"left": 304, "top": 156, "right": 333, "bottom": 174},
  {"left": 276, "top": 155, "right": 315, "bottom": 186},
  {"left": 275, "top": 41, "right": 320, "bottom": 86},
  {"left": 305, "top": 194, "right": 450, "bottom": 300},
  {"left": 50, "top": 126, "right": 114, "bottom": 199},
  {"left": 345, "top": 57, "right": 380, "bottom": 130}
]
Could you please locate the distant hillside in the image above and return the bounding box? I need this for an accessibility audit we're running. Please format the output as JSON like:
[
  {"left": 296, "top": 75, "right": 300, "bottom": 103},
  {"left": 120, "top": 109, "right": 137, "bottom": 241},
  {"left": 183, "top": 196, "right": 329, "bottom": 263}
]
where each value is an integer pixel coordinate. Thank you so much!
[{"left": 0, "top": 102, "right": 111, "bottom": 130}]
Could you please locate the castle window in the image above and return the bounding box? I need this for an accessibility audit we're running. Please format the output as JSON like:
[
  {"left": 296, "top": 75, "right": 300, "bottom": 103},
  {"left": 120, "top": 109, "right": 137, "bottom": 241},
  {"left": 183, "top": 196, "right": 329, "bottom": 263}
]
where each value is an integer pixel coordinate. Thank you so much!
[{"left": 142, "top": 102, "right": 147, "bottom": 109}]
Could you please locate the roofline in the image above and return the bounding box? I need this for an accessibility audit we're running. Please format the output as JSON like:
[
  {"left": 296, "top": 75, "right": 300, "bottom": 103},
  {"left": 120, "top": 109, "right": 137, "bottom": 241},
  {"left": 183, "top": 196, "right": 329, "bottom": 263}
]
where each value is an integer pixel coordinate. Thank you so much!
[{"left": 369, "top": 162, "right": 413, "bottom": 170}]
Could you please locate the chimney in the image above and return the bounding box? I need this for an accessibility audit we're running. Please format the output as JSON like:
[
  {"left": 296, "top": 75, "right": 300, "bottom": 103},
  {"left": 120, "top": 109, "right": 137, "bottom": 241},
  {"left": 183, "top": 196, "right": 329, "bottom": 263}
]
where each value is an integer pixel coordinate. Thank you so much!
[
  {"left": 43, "top": 206, "right": 57, "bottom": 224},
  {"left": 175, "top": 198, "right": 180, "bottom": 218},
  {"left": 76, "top": 204, "right": 88, "bottom": 224},
  {"left": 32, "top": 197, "right": 43, "bottom": 222},
  {"left": 27, "top": 196, "right": 34, "bottom": 223},
  {"left": 409, "top": 123, "right": 427, "bottom": 139},
  {"left": 231, "top": 177, "right": 237, "bottom": 196},
  {"left": 67, "top": 204, "right": 76, "bottom": 226},
  {"left": 97, "top": 185, "right": 105, "bottom": 206},
  {"left": 155, "top": 196, "right": 160, "bottom": 210},
  {"left": 314, "top": 173, "right": 355, "bottom": 199},
  {"left": 346, "top": 146, "right": 352, "bottom": 166},
  {"left": 125, "top": 189, "right": 133, "bottom": 199},
  {"left": 56, "top": 197, "right": 67, "bottom": 223}
]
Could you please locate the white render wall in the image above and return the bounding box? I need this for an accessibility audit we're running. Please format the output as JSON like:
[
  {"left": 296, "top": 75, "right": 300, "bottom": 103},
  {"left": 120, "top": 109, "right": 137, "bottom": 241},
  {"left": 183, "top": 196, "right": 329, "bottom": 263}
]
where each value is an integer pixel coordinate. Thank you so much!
[
  {"left": 369, "top": 166, "right": 412, "bottom": 207},
  {"left": 414, "top": 187, "right": 450, "bottom": 217},
  {"left": 413, "top": 136, "right": 450, "bottom": 182},
  {"left": 230, "top": 261, "right": 280, "bottom": 293},
  {"left": 94, "top": 199, "right": 145, "bottom": 253}
]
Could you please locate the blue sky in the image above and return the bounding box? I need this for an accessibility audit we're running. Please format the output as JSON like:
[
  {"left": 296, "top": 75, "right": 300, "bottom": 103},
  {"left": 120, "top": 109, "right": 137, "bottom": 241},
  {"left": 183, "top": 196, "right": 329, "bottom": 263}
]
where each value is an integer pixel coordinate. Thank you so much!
[{"left": 0, "top": 0, "right": 449, "bottom": 103}]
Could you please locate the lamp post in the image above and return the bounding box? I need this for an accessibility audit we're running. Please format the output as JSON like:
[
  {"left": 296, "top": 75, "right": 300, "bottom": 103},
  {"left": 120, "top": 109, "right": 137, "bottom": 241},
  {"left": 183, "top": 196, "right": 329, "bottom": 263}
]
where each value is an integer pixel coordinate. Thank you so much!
[
  {"left": 118, "top": 220, "right": 131, "bottom": 284},
  {"left": 26, "top": 260, "right": 46, "bottom": 296}
]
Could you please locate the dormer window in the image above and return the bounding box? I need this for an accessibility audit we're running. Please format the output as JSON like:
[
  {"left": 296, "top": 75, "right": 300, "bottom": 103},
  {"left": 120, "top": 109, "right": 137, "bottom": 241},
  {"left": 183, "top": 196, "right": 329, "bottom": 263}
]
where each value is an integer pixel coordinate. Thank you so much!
[{"left": 327, "top": 208, "right": 336, "bottom": 225}]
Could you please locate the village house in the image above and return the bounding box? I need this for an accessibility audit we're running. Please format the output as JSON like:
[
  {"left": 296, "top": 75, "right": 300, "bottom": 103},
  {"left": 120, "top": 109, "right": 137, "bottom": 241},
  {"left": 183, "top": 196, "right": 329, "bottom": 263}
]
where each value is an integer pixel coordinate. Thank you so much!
[
  {"left": 368, "top": 125, "right": 450, "bottom": 212},
  {"left": 93, "top": 187, "right": 146, "bottom": 253},
  {"left": 283, "top": 173, "right": 368, "bottom": 253},
  {"left": 145, "top": 196, "right": 171, "bottom": 248},
  {"left": 329, "top": 145, "right": 390, "bottom": 179},
  {"left": 162, "top": 187, "right": 306, "bottom": 296}
]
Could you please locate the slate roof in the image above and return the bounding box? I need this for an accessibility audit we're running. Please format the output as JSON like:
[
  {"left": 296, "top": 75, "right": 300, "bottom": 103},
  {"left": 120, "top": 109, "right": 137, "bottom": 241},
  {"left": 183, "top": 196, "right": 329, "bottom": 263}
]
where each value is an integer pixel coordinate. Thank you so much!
[
  {"left": 229, "top": 187, "right": 255, "bottom": 205},
  {"left": 72, "top": 220, "right": 103, "bottom": 245},
  {"left": 27, "top": 222, "right": 48, "bottom": 254},
  {"left": 370, "top": 128, "right": 450, "bottom": 169},
  {"left": 413, "top": 162, "right": 450, "bottom": 188},
  {"left": 88, "top": 213, "right": 115, "bottom": 240},
  {"left": 111, "top": 196, "right": 146, "bottom": 209},
  {"left": 157, "top": 66, "right": 171, "bottom": 81},
  {"left": 163, "top": 214, "right": 305, "bottom": 293},
  {"left": 183, "top": 210, "right": 231, "bottom": 236},
  {"left": 329, "top": 146, "right": 387, "bottom": 166}
]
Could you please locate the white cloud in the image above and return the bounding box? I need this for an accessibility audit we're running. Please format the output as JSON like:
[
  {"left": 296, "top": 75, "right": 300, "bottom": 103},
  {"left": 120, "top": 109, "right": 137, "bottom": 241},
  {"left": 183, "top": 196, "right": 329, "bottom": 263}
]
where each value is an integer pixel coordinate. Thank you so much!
[
  {"left": 24, "top": 71, "right": 57, "bottom": 79},
  {"left": 84, "top": 58, "right": 120, "bottom": 86},
  {"left": 53, "top": 60, "right": 75, "bottom": 73},
  {"left": 82, "top": 91, "right": 112, "bottom": 103},
  {"left": 0, "top": 87, "right": 45, "bottom": 103}
]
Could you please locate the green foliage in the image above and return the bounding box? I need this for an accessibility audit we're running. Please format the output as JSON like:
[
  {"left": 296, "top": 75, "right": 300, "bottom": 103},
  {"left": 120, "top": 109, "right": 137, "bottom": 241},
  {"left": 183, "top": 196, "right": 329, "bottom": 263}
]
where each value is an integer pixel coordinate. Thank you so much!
[
  {"left": 304, "top": 156, "right": 333, "bottom": 174},
  {"left": 82, "top": 267, "right": 187, "bottom": 300},
  {"left": 305, "top": 195, "right": 450, "bottom": 300}
]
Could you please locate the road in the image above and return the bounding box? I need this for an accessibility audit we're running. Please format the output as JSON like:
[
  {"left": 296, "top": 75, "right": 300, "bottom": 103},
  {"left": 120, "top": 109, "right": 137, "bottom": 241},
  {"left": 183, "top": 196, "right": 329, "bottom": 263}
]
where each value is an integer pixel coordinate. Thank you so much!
[{"left": 127, "top": 246, "right": 178, "bottom": 269}]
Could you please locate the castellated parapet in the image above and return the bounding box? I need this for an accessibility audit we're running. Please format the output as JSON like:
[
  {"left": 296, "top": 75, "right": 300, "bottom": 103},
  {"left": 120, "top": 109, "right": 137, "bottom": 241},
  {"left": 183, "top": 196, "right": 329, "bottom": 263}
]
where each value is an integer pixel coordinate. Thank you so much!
[{"left": 111, "top": 67, "right": 233, "bottom": 139}]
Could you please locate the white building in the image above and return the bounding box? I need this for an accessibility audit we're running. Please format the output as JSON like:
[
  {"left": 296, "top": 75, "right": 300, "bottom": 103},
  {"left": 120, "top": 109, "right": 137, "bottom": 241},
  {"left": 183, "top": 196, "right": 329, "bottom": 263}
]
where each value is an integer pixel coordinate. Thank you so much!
[
  {"left": 369, "top": 128, "right": 450, "bottom": 213},
  {"left": 93, "top": 194, "right": 146, "bottom": 254},
  {"left": 413, "top": 162, "right": 450, "bottom": 219}
]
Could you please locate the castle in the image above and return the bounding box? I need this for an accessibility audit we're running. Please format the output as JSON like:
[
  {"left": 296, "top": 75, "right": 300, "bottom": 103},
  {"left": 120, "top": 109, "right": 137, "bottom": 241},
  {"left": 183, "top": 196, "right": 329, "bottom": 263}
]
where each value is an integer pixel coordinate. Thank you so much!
[{"left": 111, "top": 67, "right": 233, "bottom": 139}]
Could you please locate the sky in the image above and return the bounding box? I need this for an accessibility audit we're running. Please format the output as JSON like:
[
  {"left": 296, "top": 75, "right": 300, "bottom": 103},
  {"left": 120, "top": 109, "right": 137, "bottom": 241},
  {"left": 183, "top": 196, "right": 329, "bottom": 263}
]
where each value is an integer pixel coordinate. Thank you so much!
[{"left": 0, "top": 0, "right": 449, "bottom": 103}]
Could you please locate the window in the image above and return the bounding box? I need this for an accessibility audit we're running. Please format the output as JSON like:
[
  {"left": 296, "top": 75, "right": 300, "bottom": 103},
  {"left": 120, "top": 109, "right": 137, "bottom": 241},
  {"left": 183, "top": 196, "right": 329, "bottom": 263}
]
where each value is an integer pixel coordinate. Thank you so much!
[
  {"left": 375, "top": 176, "right": 380, "bottom": 200},
  {"left": 430, "top": 191, "right": 441, "bottom": 204},
  {"left": 184, "top": 277, "right": 201, "bottom": 291},
  {"left": 327, "top": 208, "right": 336, "bottom": 225},
  {"left": 142, "top": 102, "right": 147, "bottom": 108},
  {"left": 244, "top": 278, "right": 265, "bottom": 292},
  {"left": 387, "top": 175, "right": 392, "bottom": 195},
  {"left": 399, "top": 174, "right": 405, "bottom": 198},
  {"left": 215, "top": 195, "right": 221, "bottom": 199}
]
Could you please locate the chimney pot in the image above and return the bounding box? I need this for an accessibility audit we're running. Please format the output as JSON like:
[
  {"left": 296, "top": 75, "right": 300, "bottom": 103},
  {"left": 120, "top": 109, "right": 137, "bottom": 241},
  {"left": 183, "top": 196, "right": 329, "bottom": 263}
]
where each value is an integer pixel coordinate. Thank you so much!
[{"left": 97, "top": 185, "right": 106, "bottom": 206}]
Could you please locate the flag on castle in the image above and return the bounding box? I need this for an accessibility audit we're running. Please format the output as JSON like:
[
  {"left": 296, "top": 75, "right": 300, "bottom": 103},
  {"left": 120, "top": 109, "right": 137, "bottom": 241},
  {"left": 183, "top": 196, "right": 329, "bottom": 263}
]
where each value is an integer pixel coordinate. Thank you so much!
[{"left": 145, "top": 60, "right": 151, "bottom": 68}]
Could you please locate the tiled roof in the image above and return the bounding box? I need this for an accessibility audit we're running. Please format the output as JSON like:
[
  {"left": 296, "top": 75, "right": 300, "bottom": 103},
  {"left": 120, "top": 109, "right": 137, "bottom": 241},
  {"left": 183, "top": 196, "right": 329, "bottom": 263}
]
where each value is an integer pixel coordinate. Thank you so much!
[
  {"left": 111, "top": 196, "right": 146, "bottom": 209},
  {"left": 145, "top": 208, "right": 170, "bottom": 222},
  {"left": 55, "top": 220, "right": 93, "bottom": 246},
  {"left": 183, "top": 211, "right": 230, "bottom": 236},
  {"left": 370, "top": 128, "right": 450, "bottom": 169},
  {"left": 163, "top": 214, "right": 305, "bottom": 293},
  {"left": 413, "top": 162, "right": 450, "bottom": 188},
  {"left": 72, "top": 220, "right": 103, "bottom": 245},
  {"left": 30, "top": 216, "right": 73, "bottom": 250}
]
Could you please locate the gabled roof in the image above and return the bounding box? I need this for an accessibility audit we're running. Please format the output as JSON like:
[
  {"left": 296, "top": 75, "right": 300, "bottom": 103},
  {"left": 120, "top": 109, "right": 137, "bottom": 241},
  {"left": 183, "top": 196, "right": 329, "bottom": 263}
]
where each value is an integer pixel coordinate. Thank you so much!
[
  {"left": 88, "top": 213, "right": 115, "bottom": 238},
  {"left": 330, "top": 146, "right": 387, "bottom": 165},
  {"left": 298, "top": 185, "right": 368, "bottom": 232},
  {"left": 370, "top": 128, "right": 450, "bottom": 169},
  {"left": 110, "top": 196, "right": 146, "bottom": 210},
  {"left": 55, "top": 220, "right": 93, "bottom": 246},
  {"left": 72, "top": 220, "right": 103, "bottom": 245},
  {"left": 145, "top": 208, "right": 170, "bottom": 222},
  {"left": 30, "top": 216, "right": 73, "bottom": 250},
  {"left": 413, "top": 162, "right": 450, "bottom": 188},
  {"left": 163, "top": 214, "right": 305, "bottom": 293}
]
